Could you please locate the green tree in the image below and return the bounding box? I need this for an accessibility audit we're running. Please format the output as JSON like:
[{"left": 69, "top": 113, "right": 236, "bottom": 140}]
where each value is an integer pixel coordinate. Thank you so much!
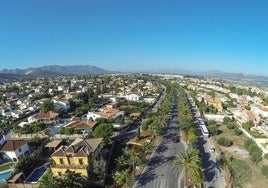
[
  {"left": 217, "top": 137, "right": 232, "bottom": 147},
  {"left": 93, "top": 158, "right": 106, "bottom": 180},
  {"left": 124, "top": 148, "right": 143, "bottom": 176},
  {"left": 115, "top": 156, "right": 127, "bottom": 170},
  {"left": 41, "top": 99, "right": 54, "bottom": 113},
  {"left": 141, "top": 141, "right": 153, "bottom": 155},
  {"left": 39, "top": 169, "right": 57, "bottom": 188},
  {"left": 114, "top": 169, "right": 133, "bottom": 186},
  {"left": 261, "top": 165, "right": 268, "bottom": 177},
  {"left": 62, "top": 169, "right": 87, "bottom": 188},
  {"left": 208, "top": 124, "right": 218, "bottom": 136},
  {"left": 93, "top": 123, "right": 113, "bottom": 144},
  {"left": 192, "top": 169, "right": 205, "bottom": 187},
  {"left": 172, "top": 149, "right": 202, "bottom": 186}
]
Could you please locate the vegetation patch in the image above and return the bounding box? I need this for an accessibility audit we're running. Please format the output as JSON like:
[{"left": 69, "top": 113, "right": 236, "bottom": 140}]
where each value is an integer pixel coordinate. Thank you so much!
[
  {"left": 0, "top": 162, "right": 14, "bottom": 172},
  {"left": 217, "top": 137, "right": 232, "bottom": 147}
]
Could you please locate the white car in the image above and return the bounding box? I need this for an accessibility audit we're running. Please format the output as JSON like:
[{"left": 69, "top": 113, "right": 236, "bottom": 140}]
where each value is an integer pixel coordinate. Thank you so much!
[{"left": 209, "top": 147, "right": 215, "bottom": 153}]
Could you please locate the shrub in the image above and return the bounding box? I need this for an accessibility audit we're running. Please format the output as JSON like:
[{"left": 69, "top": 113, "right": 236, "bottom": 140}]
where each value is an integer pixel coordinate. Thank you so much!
[
  {"left": 244, "top": 138, "right": 263, "bottom": 164},
  {"left": 217, "top": 137, "right": 232, "bottom": 147},
  {"left": 264, "top": 153, "right": 268, "bottom": 159},
  {"left": 234, "top": 128, "right": 242, "bottom": 135},
  {"left": 244, "top": 139, "right": 255, "bottom": 150},
  {"left": 208, "top": 125, "right": 218, "bottom": 136},
  {"left": 261, "top": 165, "right": 268, "bottom": 177},
  {"left": 141, "top": 119, "right": 153, "bottom": 131},
  {"left": 223, "top": 116, "right": 232, "bottom": 125},
  {"left": 227, "top": 123, "right": 236, "bottom": 129}
]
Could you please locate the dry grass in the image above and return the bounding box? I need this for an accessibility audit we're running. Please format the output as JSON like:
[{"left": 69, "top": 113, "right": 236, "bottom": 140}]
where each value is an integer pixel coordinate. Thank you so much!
[{"left": 212, "top": 124, "right": 268, "bottom": 188}]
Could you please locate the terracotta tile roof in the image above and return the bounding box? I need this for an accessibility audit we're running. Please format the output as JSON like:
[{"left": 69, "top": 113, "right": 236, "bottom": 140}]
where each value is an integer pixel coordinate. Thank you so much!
[
  {"left": 95, "top": 108, "right": 119, "bottom": 118},
  {"left": 35, "top": 111, "right": 59, "bottom": 120},
  {"left": 261, "top": 106, "right": 268, "bottom": 112},
  {"left": 51, "top": 146, "right": 66, "bottom": 157},
  {"left": 246, "top": 110, "right": 256, "bottom": 120},
  {"left": 66, "top": 120, "right": 97, "bottom": 129},
  {"left": 51, "top": 138, "right": 102, "bottom": 157},
  {"left": 0, "top": 140, "right": 28, "bottom": 151}
]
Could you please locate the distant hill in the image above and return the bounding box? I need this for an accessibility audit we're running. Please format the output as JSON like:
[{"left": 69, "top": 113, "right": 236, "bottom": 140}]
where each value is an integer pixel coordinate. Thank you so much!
[
  {"left": 0, "top": 65, "right": 110, "bottom": 81},
  {"left": 147, "top": 68, "right": 268, "bottom": 87}
]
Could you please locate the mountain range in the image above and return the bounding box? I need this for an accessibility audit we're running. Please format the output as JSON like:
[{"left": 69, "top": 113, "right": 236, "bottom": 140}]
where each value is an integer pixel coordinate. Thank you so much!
[
  {"left": 0, "top": 65, "right": 268, "bottom": 86},
  {"left": 0, "top": 65, "right": 109, "bottom": 81}
]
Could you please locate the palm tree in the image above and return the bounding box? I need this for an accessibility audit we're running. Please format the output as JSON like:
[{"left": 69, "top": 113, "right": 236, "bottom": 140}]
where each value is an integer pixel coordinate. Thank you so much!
[
  {"left": 192, "top": 169, "right": 205, "bottom": 188},
  {"left": 39, "top": 169, "right": 56, "bottom": 188},
  {"left": 62, "top": 169, "right": 87, "bottom": 188},
  {"left": 114, "top": 169, "right": 133, "bottom": 186},
  {"left": 141, "top": 141, "right": 153, "bottom": 155},
  {"left": 172, "top": 149, "right": 202, "bottom": 187},
  {"left": 115, "top": 156, "right": 127, "bottom": 170},
  {"left": 124, "top": 148, "right": 143, "bottom": 176}
]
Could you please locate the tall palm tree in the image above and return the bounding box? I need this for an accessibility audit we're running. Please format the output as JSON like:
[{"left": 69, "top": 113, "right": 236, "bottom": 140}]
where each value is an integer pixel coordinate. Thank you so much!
[
  {"left": 124, "top": 148, "right": 143, "bottom": 176},
  {"left": 114, "top": 169, "right": 133, "bottom": 186},
  {"left": 172, "top": 149, "right": 202, "bottom": 187},
  {"left": 63, "top": 169, "right": 87, "bottom": 188}
]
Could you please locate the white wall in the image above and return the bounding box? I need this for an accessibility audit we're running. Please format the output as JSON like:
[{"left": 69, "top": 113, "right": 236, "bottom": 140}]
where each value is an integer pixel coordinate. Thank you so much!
[{"left": 3, "top": 144, "right": 30, "bottom": 162}]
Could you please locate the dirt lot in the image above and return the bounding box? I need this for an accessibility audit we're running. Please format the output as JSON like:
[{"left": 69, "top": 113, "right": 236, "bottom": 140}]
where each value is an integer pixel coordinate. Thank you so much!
[{"left": 212, "top": 124, "right": 268, "bottom": 188}]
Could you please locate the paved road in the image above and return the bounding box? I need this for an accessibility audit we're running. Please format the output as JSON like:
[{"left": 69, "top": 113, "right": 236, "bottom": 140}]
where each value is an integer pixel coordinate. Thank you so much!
[
  {"left": 132, "top": 91, "right": 186, "bottom": 188},
  {"left": 187, "top": 93, "right": 226, "bottom": 188}
]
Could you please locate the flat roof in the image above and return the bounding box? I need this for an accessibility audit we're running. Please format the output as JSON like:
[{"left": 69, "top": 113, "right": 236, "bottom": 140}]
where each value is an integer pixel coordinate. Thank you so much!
[{"left": 45, "top": 140, "right": 62, "bottom": 148}]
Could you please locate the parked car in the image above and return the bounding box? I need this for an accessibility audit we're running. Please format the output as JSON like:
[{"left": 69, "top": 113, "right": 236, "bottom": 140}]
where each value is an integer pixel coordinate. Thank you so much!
[{"left": 209, "top": 147, "right": 215, "bottom": 153}]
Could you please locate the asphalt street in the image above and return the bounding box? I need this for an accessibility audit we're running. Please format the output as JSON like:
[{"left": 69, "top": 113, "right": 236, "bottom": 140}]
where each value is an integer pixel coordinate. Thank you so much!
[{"left": 132, "top": 92, "right": 186, "bottom": 188}]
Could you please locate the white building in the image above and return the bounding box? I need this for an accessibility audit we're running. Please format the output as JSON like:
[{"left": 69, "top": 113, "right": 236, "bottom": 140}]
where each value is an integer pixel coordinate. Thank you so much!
[
  {"left": 0, "top": 140, "right": 30, "bottom": 162},
  {"left": 252, "top": 106, "right": 268, "bottom": 118},
  {"left": 125, "top": 93, "right": 140, "bottom": 101}
]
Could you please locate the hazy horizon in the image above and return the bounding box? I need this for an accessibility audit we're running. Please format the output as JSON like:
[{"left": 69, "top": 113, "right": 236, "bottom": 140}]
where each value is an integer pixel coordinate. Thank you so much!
[{"left": 1, "top": 1, "right": 268, "bottom": 76}]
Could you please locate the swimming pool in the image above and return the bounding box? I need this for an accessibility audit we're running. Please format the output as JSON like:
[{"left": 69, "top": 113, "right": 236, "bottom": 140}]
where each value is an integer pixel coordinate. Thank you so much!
[
  {"left": 51, "top": 125, "right": 62, "bottom": 134},
  {"left": 24, "top": 166, "right": 47, "bottom": 183},
  {"left": 0, "top": 169, "right": 13, "bottom": 180}
]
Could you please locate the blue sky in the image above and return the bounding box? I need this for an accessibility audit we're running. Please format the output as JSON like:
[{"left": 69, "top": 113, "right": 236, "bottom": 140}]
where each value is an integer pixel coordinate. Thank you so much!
[{"left": 0, "top": 0, "right": 268, "bottom": 76}]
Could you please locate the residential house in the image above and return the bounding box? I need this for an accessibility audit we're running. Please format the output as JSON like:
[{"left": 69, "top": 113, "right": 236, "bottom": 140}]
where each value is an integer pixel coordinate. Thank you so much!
[
  {"left": 0, "top": 140, "right": 30, "bottom": 162},
  {"left": 241, "top": 110, "right": 260, "bottom": 126},
  {"left": 52, "top": 99, "right": 70, "bottom": 112},
  {"left": 28, "top": 111, "right": 59, "bottom": 125},
  {"left": 252, "top": 106, "right": 268, "bottom": 118},
  {"left": 105, "top": 101, "right": 118, "bottom": 109},
  {"left": 50, "top": 138, "right": 103, "bottom": 177},
  {"left": 66, "top": 119, "right": 97, "bottom": 133},
  {"left": 125, "top": 93, "right": 141, "bottom": 101},
  {"left": 87, "top": 107, "right": 124, "bottom": 121},
  {"left": 204, "top": 95, "right": 223, "bottom": 113},
  {"left": 239, "top": 96, "right": 248, "bottom": 108}
]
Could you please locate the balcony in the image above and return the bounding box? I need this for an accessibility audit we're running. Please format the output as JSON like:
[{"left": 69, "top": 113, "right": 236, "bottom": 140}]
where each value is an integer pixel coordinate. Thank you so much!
[{"left": 52, "top": 164, "right": 88, "bottom": 169}]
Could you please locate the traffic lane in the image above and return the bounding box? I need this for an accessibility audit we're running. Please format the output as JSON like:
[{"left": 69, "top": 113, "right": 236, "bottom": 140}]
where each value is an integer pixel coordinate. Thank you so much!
[
  {"left": 196, "top": 131, "right": 226, "bottom": 188},
  {"left": 135, "top": 123, "right": 184, "bottom": 188}
]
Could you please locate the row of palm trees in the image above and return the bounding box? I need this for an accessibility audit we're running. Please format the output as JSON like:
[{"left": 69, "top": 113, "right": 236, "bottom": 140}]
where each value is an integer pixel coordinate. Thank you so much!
[
  {"left": 39, "top": 169, "right": 87, "bottom": 188},
  {"left": 173, "top": 85, "right": 205, "bottom": 187},
  {"left": 113, "top": 82, "right": 175, "bottom": 187}
]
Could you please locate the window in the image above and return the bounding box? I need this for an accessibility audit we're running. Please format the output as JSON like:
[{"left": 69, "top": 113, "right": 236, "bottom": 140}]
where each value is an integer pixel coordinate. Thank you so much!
[
  {"left": 79, "top": 158, "right": 83, "bottom": 165},
  {"left": 59, "top": 158, "right": 64, "bottom": 164}
]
